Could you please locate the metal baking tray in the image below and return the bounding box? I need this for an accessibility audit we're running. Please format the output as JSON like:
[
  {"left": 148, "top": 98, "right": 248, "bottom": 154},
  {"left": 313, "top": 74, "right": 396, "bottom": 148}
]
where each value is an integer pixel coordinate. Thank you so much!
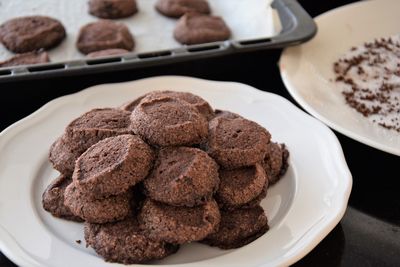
[{"left": 0, "top": 0, "right": 316, "bottom": 83}]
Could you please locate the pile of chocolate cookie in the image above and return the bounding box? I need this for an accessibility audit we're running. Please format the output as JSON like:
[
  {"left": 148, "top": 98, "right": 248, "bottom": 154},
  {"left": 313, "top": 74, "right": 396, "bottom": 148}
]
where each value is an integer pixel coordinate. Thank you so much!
[
  {"left": 0, "top": 0, "right": 230, "bottom": 67},
  {"left": 42, "top": 90, "right": 289, "bottom": 264}
]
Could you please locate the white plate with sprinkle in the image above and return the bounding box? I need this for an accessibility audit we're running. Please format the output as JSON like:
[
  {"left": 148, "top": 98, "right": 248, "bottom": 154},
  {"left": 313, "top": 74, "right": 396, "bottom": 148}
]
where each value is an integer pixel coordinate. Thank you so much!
[{"left": 279, "top": 0, "right": 400, "bottom": 156}]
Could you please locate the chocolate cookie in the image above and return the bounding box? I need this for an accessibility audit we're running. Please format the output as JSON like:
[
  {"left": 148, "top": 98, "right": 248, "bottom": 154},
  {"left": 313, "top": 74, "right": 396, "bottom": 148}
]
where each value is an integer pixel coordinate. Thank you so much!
[
  {"left": 239, "top": 184, "right": 268, "bottom": 210},
  {"left": 213, "top": 109, "right": 241, "bottom": 119},
  {"left": 89, "top": 0, "right": 138, "bottom": 19},
  {"left": 49, "top": 137, "right": 77, "bottom": 176},
  {"left": 139, "top": 199, "right": 220, "bottom": 244},
  {"left": 203, "top": 114, "right": 270, "bottom": 169},
  {"left": 84, "top": 217, "right": 179, "bottom": 264},
  {"left": 64, "top": 108, "right": 131, "bottom": 140},
  {"left": 49, "top": 108, "right": 132, "bottom": 175},
  {"left": 202, "top": 205, "right": 269, "bottom": 249},
  {"left": 155, "top": 0, "right": 210, "bottom": 18},
  {"left": 119, "top": 94, "right": 146, "bottom": 113},
  {"left": 121, "top": 91, "right": 214, "bottom": 120},
  {"left": 77, "top": 20, "right": 134, "bottom": 55},
  {"left": 73, "top": 134, "right": 154, "bottom": 198},
  {"left": 130, "top": 95, "right": 208, "bottom": 147},
  {"left": 42, "top": 174, "right": 83, "bottom": 222},
  {"left": 262, "top": 142, "right": 289, "bottom": 184},
  {"left": 174, "top": 13, "right": 230, "bottom": 45},
  {"left": 0, "top": 16, "right": 66, "bottom": 53},
  {"left": 144, "top": 147, "right": 219, "bottom": 207},
  {"left": 87, "top": 48, "right": 129, "bottom": 58},
  {"left": 216, "top": 163, "right": 267, "bottom": 210},
  {"left": 0, "top": 51, "right": 49, "bottom": 67},
  {"left": 64, "top": 181, "right": 133, "bottom": 223}
]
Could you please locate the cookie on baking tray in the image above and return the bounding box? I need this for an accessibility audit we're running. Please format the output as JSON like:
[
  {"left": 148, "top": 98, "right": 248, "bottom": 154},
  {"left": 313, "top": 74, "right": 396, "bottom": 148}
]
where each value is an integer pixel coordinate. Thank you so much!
[
  {"left": 0, "top": 16, "right": 66, "bottom": 53},
  {"left": 87, "top": 48, "right": 130, "bottom": 58},
  {"left": 0, "top": 51, "right": 49, "bottom": 67},
  {"left": 155, "top": 0, "right": 210, "bottom": 18},
  {"left": 174, "top": 13, "right": 230, "bottom": 45},
  {"left": 76, "top": 20, "right": 134, "bottom": 54},
  {"left": 89, "top": 0, "right": 138, "bottom": 19}
]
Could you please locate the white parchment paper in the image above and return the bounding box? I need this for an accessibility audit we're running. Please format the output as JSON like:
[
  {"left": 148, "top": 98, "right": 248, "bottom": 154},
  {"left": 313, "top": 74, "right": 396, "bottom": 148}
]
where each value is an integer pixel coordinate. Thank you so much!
[{"left": 0, "top": 0, "right": 277, "bottom": 63}]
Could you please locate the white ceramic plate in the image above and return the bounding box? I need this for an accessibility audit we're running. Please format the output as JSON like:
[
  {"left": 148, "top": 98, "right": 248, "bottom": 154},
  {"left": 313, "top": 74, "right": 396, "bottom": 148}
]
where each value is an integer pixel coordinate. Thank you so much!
[
  {"left": 279, "top": 0, "right": 400, "bottom": 156},
  {"left": 0, "top": 76, "right": 352, "bottom": 267}
]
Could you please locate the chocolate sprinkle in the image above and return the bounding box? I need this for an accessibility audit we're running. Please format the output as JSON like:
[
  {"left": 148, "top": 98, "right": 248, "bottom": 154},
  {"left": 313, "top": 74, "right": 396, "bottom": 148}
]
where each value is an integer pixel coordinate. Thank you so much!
[{"left": 333, "top": 35, "right": 400, "bottom": 132}]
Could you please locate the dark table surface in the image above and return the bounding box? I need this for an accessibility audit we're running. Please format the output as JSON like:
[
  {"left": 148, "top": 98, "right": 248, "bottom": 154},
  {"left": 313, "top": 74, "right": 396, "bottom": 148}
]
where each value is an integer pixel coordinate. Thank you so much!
[{"left": 1, "top": 0, "right": 399, "bottom": 266}]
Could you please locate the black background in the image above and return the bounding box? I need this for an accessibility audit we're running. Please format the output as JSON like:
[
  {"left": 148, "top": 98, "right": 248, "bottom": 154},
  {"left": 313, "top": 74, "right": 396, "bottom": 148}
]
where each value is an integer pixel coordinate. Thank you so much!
[{"left": 1, "top": 0, "right": 399, "bottom": 266}]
